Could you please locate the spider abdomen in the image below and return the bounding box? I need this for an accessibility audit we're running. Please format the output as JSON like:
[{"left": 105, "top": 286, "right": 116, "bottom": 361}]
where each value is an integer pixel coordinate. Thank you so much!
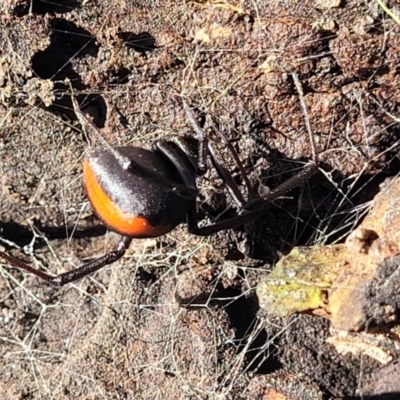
[{"left": 83, "top": 147, "right": 190, "bottom": 237}]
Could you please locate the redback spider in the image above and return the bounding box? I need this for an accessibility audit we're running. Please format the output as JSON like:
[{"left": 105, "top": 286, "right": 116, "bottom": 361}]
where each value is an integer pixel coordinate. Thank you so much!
[{"left": 0, "top": 85, "right": 318, "bottom": 286}]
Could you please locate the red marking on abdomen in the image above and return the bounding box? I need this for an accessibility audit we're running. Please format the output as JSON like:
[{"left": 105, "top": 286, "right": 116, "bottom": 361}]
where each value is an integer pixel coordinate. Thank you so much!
[{"left": 83, "top": 160, "right": 172, "bottom": 238}]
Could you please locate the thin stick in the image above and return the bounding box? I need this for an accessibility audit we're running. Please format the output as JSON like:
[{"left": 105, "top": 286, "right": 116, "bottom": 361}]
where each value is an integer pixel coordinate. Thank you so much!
[{"left": 292, "top": 72, "right": 318, "bottom": 164}]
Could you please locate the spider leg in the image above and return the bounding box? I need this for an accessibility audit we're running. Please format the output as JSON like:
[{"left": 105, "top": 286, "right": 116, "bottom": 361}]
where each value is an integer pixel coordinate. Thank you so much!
[
  {"left": 186, "top": 161, "right": 318, "bottom": 236},
  {"left": 182, "top": 99, "right": 208, "bottom": 174},
  {"left": 183, "top": 100, "right": 252, "bottom": 207},
  {"left": 207, "top": 119, "right": 255, "bottom": 201},
  {"left": 252, "top": 73, "right": 319, "bottom": 203},
  {"left": 0, "top": 237, "right": 132, "bottom": 286},
  {"left": 157, "top": 122, "right": 261, "bottom": 235},
  {"left": 182, "top": 75, "right": 320, "bottom": 236},
  {"left": 206, "top": 140, "right": 247, "bottom": 207}
]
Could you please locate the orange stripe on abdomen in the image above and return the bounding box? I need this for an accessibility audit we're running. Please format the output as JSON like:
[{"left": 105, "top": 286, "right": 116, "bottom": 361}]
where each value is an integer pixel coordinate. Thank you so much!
[{"left": 83, "top": 159, "right": 171, "bottom": 238}]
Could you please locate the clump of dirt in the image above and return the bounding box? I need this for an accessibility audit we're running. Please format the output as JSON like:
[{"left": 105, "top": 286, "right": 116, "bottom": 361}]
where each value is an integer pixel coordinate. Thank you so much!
[{"left": 1, "top": 0, "right": 400, "bottom": 399}]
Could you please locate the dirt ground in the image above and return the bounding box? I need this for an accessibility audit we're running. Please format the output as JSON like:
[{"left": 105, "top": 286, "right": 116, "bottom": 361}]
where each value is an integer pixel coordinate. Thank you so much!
[{"left": 1, "top": 1, "right": 400, "bottom": 399}]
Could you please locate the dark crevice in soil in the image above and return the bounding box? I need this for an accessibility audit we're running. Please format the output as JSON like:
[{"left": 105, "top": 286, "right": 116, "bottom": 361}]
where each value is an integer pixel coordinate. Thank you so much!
[
  {"left": 107, "top": 67, "right": 132, "bottom": 85},
  {"left": 13, "top": 0, "right": 81, "bottom": 16},
  {"left": 118, "top": 31, "right": 158, "bottom": 55},
  {"left": 31, "top": 18, "right": 106, "bottom": 125},
  {"left": 0, "top": 221, "right": 107, "bottom": 249},
  {"left": 219, "top": 285, "right": 281, "bottom": 374}
]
